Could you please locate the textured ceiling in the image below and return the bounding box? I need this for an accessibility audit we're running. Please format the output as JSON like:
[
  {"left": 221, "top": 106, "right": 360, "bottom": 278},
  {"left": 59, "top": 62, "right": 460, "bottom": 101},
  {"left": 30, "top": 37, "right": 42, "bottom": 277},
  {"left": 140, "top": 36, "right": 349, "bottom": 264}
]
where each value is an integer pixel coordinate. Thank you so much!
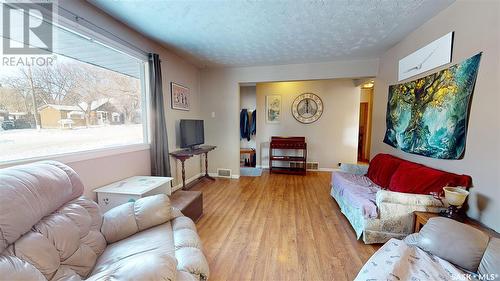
[{"left": 88, "top": 0, "right": 454, "bottom": 68}]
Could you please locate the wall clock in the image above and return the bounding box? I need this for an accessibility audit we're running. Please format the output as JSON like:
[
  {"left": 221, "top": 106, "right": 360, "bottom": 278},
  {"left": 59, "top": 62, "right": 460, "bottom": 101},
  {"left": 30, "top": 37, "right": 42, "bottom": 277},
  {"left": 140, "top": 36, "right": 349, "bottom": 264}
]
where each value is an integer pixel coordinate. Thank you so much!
[
  {"left": 291, "top": 93, "right": 323, "bottom": 124},
  {"left": 398, "top": 31, "right": 454, "bottom": 81}
]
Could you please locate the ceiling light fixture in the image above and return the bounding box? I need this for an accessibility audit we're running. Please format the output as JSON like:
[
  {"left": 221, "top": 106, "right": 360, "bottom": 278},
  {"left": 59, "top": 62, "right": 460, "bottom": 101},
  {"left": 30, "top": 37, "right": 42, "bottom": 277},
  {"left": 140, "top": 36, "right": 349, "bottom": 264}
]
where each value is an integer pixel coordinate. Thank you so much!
[{"left": 363, "top": 81, "right": 374, "bottom": 88}]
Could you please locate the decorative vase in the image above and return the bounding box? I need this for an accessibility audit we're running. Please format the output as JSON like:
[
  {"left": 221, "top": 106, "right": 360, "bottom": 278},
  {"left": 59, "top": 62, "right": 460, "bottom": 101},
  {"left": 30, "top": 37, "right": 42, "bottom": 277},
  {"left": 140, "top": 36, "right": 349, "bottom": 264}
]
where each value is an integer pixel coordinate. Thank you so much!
[{"left": 439, "top": 186, "right": 469, "bottom": 221}]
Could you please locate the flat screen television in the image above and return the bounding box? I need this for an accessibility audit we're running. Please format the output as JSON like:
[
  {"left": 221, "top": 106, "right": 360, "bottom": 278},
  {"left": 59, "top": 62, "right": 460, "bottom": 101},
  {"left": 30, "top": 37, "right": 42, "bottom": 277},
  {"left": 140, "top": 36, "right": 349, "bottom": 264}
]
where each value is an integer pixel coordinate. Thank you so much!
[{"left": 180, "top": 119, "right": 204, "bottom": 149}]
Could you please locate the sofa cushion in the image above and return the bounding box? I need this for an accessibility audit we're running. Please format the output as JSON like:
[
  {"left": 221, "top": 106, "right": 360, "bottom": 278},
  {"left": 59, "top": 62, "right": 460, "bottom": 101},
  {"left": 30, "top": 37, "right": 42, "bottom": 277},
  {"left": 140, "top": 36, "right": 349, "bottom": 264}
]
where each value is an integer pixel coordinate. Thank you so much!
[
  {"left": 0, "top": 161, "right": 84, "bottom": 253},
  {"left": 4, "top": 197, "right": 106, "bottom": 280},
  {"left": 89, "top": 253, "right": 178, "bottom": 281},
  {"left": 175, "top": 247, "right": 210, "bottom": 280},
  {"left": 101, "top": 194, "right": 172, "bottom": 243},
  {"left": 172, "top": 216, "right": 198, "bottom": 232},
  {"left": 417, "top": 217, "right": 489, "bottom": 272},
  {"left": 478, "top": 237, "right": 500, "bottom": 275},
  {"left": 69, "top": 197, "right": 103, "bottom": 231},
  {"left": 174, "top": 228, "right": 202, "bottom": 250},
  {"left": 34, "top": 214, "right": 81, "bottom": 261},
  {"left": 366, "top": 154, "right": 402, "bottom": 188},
  {"left": 60, "top": 244, "right": 97, "bottom": 277},
  {"left": 0, "top": 255, "right": 46, "bottom": 281},
  {"left": 171, "top": 215, "right": 209, "bottom": 280},
  {"left": 389, "top": 161, "right": 472, "bottom": 194},
  {"left": 91, "top": 223, "right": 177, "bottom": 280},
  {"left": 5, "top": 231, "right": 60, "bottom": 280},
  {"left": 134, "top": 194, "right": 172, "bottom": 230},
  {"left": 51, "top": 266, "right": 82, "bottom": 281},
  {"left": 101, "top": 202, "right": 139, "bottom": 243}
]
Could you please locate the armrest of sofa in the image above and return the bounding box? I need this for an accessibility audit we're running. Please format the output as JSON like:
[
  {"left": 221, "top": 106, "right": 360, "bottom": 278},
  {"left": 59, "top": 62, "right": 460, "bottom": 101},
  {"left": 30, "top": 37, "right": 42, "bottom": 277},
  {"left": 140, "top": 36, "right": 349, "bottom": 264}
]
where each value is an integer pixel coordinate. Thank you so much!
[
  {"left": 376, "top": 190, "right": 445, "bottom": 207},
  {"left": 101, "top": 194, "right": 173, "bottom": 243},
  {"left": 339, "top": 163, "right": 369, "bottom": 175},
  {"left": 376, "top": 190, "right": 446, "bottom": 219}
]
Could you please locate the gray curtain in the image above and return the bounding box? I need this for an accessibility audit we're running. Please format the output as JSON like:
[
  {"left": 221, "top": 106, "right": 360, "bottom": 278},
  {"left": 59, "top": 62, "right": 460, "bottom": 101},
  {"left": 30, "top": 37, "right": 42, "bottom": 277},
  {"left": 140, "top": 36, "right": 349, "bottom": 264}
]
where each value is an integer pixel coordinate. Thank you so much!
[{"left": 148, "top": 53, "right": 171, "bottom": 177}]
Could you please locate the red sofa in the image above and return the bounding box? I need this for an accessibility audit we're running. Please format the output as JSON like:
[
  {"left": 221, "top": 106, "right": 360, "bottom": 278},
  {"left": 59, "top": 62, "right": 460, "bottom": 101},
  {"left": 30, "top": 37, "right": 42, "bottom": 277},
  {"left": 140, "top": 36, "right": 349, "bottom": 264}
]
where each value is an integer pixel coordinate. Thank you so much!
[
  {"left": 330, "top": 153, "right": 473, "bottom": 244},
  {"left": 367, "top": 153, "right": 472, "bottom": 195}
]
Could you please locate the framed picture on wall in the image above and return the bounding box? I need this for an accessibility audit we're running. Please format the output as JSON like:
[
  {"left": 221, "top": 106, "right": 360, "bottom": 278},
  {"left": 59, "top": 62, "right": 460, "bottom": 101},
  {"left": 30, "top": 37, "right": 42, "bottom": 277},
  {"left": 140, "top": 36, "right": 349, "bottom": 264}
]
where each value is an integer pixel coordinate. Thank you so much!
[
  {"left": 266, "top": 95, "right": 281, "bottom": 123},
  {"left": 171, "top": 82, "right": 190, "bottom": 111},
  {"left": 398, "top": 32, "right": 454, "bottom": 81}
]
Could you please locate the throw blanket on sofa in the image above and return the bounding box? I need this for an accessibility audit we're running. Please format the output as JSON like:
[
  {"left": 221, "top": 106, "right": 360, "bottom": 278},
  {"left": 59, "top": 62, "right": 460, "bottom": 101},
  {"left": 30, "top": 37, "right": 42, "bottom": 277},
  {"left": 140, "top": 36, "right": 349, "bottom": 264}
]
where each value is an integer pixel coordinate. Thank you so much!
[
  {"left": 355, "top": 238, "right": 465, "bottom": 281},
  {"left": 332, "top": 171, "right": 380, "bottom": 218}
]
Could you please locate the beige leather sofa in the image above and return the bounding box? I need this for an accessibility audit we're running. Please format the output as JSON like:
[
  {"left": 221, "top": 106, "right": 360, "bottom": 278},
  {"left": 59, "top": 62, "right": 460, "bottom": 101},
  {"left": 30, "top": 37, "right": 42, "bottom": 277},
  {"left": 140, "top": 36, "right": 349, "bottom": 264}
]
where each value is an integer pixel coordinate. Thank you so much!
[
  {"left": 0, "top": 161, "right": 209, "bottom": 281},
  {"left": 356, "top": 217, "right": 499, "bottom": 280}
]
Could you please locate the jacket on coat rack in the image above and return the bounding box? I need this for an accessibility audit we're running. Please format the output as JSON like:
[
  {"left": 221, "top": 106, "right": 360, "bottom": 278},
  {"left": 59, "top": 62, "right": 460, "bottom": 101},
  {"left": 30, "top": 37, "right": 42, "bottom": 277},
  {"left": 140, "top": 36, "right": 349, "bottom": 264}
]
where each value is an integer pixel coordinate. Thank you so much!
[
  {"left": 250, "top": 110, "right": 256, "bottom": 136},
  {"left": 240, "top": 109, "right": 249, "bottom": 140}
]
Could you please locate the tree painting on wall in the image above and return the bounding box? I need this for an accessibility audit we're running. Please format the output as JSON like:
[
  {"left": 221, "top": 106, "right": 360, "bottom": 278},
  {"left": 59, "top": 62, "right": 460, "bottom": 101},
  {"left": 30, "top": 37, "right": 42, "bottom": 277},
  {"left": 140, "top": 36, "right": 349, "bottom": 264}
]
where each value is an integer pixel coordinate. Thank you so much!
[{"left": 384, "top": 53, "right": 481, "bottom": 159}]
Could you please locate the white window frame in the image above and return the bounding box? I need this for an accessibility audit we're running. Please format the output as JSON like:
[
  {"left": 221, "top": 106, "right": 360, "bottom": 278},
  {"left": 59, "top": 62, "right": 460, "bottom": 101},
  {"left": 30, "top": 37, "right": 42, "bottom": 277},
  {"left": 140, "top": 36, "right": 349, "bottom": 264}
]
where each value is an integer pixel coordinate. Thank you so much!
[{"left": 0, "top": 6, "right": 151, "bottom": 166}]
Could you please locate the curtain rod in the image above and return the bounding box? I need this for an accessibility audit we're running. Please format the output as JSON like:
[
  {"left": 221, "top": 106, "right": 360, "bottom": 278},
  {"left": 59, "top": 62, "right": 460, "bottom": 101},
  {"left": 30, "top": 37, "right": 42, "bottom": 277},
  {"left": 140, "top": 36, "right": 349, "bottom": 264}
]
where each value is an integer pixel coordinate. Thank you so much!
[{"left": 57, "top": 5, "right": 149, "bottom": 57}]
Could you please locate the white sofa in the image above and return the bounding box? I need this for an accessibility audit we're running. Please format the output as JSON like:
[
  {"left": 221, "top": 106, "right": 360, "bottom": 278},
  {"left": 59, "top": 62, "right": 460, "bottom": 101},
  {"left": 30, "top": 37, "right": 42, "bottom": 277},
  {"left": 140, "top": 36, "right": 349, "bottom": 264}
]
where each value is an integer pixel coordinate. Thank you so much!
[
  {"left": 0, "top": 161, "right": 209, "bottom": 281},
  {"left": 331, "top": 162, "right": 446, "bottom": 244}
]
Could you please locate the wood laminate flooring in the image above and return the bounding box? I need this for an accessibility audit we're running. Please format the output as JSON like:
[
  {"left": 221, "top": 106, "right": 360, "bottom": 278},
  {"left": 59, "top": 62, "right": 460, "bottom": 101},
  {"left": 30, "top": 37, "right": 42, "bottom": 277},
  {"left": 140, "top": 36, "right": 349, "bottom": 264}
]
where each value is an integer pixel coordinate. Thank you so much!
[{"left": 192, "top": 171, "right": 380, "bottom": 281}]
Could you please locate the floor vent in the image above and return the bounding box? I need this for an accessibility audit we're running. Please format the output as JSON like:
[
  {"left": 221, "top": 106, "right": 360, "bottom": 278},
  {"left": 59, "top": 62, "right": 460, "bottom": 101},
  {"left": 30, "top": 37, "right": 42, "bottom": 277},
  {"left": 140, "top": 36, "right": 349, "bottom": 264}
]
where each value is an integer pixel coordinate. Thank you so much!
[
  {"left": 289, "top": 161, "right": 319, "bottom": 170},
  {"left": 217, "top": 168, "right": 232, "bottom": 178}
]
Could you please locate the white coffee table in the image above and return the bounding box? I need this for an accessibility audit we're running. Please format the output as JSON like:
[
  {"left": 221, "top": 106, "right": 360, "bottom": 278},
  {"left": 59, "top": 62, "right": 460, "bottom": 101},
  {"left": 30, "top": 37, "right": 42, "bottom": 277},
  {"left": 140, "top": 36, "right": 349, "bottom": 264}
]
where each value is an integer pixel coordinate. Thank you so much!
[{"left": 93, "top": 176, "right": 173, "bottom": 212}]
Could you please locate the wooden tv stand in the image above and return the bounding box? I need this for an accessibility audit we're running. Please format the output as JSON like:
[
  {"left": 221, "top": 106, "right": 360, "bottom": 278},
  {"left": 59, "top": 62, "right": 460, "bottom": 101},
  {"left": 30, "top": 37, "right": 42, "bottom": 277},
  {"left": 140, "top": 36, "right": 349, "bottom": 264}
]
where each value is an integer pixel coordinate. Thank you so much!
[
  {"left": 269, "top": 136, "right": 307, "bottom": 175},
  {"left": 170, "top": 145, "right": 216, "bottom": 190}
]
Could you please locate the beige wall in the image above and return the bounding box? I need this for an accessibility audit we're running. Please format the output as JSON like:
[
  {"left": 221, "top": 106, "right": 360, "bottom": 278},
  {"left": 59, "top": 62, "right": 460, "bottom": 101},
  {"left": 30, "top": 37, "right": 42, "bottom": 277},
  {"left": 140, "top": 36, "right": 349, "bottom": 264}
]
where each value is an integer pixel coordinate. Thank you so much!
[
  {"left": 0, "top": 1, "right": 203, "bottom": 195},
  {"left": 371, "top": 1, "right": 500, "bottom": 231},
  {"left": 256, "top": 80, "right": 360, "bottom": 169},
  {"left": 201, "top": 59, "right": 379, "bottom": 175}
]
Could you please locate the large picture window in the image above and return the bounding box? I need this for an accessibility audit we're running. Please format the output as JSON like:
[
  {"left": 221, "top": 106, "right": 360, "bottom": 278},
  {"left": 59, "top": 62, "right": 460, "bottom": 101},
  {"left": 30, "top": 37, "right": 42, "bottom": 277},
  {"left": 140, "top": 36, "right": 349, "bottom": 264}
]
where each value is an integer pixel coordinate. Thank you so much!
[{"left": 0, "top": 9, "right": 148, "bottom": 163}]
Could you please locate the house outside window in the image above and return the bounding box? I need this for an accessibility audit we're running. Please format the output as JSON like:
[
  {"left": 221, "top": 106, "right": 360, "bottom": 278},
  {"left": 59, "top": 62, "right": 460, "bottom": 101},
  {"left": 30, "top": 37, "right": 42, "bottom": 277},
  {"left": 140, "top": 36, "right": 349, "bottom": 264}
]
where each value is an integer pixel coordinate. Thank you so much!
[{"left": 0, "top": 5, "right": 149, "bottom": 163}]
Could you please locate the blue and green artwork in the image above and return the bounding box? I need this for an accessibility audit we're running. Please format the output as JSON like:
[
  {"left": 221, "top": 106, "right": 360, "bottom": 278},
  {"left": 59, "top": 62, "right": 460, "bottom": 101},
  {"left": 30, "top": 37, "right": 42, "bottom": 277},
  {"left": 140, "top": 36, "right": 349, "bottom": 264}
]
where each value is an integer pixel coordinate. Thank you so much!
[{"left": 384, "top": 53, "right": 481, "bottom": 159}]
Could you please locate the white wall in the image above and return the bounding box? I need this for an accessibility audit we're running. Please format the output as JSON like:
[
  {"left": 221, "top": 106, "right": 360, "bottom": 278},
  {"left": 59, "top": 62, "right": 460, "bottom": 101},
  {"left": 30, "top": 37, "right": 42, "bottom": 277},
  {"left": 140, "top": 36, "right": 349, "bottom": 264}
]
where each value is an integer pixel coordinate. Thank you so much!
[
  {"left": 371, "top": 1, "right": 500, "bottom": 231},
  {"left": 200, "top": 59, "right": 378, "bottom": 175},
  {"left": 0, "top": 1, "right": 203, "bottom": 197},
  {"left": 256, "top": 80, "right": 360, "bottom": 169}
]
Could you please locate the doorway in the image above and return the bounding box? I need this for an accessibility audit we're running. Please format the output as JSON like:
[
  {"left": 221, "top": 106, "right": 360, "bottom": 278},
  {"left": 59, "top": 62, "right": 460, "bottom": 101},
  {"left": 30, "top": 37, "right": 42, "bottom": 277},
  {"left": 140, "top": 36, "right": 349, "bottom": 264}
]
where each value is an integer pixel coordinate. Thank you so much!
[
  {"left": 358, "top": 81, "right": 374, "bottom": 163},
  {"left": 239, "top": 84, "right": 261, "bottom": 176}
]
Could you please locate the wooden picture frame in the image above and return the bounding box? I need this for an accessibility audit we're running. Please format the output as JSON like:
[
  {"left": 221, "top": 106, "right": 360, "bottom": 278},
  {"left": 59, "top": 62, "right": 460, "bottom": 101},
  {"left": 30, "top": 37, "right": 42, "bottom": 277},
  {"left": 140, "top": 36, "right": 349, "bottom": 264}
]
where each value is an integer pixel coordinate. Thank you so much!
[
  {"left": 171, "top": 82, "right": 190, "bottom": 111},
  {"left": 266, "top": 95, "right": 281, "bottom": 124}
]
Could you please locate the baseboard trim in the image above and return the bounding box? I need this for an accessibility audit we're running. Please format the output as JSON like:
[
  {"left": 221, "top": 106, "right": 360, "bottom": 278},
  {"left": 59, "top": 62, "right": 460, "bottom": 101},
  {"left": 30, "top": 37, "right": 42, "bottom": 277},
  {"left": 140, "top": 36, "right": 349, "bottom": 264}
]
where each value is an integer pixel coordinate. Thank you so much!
[
  {"left": 208, "top": 172, "right": 240, "bottom": 179},
  {"left": 317, "top": 168, "right": 337, "bottom": 172},
  {"left": 257, "top": 165, "right": 335, "bottom": 172}
]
